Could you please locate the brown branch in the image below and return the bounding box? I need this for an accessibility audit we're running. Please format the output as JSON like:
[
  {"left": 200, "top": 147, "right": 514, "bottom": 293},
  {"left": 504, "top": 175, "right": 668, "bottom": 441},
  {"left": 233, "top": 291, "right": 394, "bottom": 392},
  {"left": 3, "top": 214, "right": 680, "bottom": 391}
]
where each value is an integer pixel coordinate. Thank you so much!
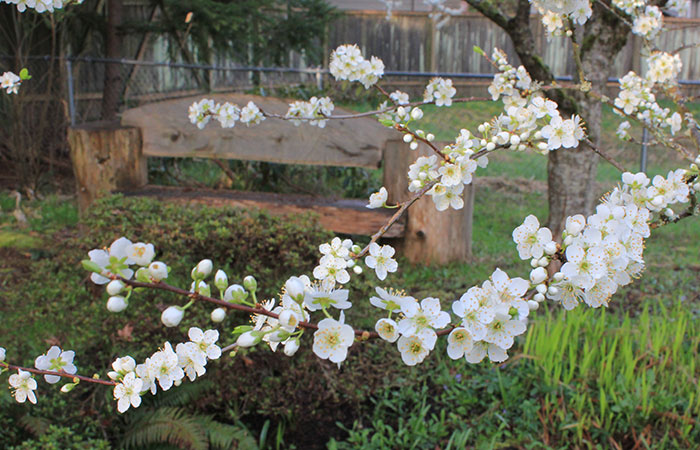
[
  {"left": 583, "top": 138, "right": 628, "bottom": 173},
  {"left": 649, "top": 189, "right": 698, "bottom": 229},
  {"left": 0, "top": 361, "right": 117, "bottom": 386},
  {"left": 395, "top": 124, "right": 450, "bottom": 162}
]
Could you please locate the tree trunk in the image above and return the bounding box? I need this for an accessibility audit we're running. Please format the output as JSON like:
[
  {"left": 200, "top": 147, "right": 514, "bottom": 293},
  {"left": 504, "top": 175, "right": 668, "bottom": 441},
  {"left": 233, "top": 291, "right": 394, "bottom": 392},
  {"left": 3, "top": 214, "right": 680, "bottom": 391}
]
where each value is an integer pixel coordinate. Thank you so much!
[{"left": 101, "top": 0, "right": 123, "bottom": 121}]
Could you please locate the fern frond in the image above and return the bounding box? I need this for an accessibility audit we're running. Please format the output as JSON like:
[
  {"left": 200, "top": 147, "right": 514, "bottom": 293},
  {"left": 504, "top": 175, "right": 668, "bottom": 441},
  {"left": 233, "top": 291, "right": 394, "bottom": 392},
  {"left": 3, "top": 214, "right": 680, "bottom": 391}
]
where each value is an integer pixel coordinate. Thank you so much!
[
  {"left": 120, "top": 407, "right": 208, "bottom": 450},
  {"left": 18, "top": 415, "right": 52, "bottom": 437}
]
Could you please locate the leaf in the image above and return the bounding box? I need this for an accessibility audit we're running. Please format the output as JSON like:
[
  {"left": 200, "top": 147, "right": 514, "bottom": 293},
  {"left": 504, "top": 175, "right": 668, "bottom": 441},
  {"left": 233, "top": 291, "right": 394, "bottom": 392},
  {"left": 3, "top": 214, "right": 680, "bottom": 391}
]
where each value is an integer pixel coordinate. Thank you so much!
[
  {"left": 473, "top": 45, "right": 485, "bottom": 56},
  {"left": 81, "top": 259, "right": 102, "bottom": 273},
  {"left": 19, "top": 68, "right": 31, "bottom": 80}
]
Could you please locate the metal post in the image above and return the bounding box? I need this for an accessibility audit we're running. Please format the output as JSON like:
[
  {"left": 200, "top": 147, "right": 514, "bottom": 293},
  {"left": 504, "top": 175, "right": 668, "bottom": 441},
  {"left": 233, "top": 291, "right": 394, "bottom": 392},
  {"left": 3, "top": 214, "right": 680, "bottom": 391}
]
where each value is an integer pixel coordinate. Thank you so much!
[
  {"left": 640, "top": 127, "right": 649, "bottom": 173},
  {"left": 316, "top": 66, "right": 323, "bottom": 91},
  {"left": 66, "top": 58, "right": 76, "bottom": 126}
]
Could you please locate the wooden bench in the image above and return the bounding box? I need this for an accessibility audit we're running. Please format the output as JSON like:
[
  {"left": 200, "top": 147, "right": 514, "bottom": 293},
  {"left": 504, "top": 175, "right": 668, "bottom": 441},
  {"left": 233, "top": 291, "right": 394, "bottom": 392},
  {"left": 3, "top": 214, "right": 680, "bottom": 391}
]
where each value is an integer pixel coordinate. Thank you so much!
[{"left": 68, "top": 94, "right": 473, "bottom": 264}]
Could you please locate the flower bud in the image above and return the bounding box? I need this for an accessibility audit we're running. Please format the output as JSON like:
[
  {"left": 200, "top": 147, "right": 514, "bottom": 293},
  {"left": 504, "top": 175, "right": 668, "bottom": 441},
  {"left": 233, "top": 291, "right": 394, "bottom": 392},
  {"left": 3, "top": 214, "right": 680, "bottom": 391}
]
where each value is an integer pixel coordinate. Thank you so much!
[
  {"left": 107, "top": 296, "right": 128, "bottom": 313},
  {"left": 409, "top": 141, "right": 418, "bottom": 150},
  {"left": 236, "top": 331, "right": 260, "bottom": 347},
  {"left": 107, "top": 280, "right": 126, "bottom": 296},
  {"left": 193, "top": 281, "right": 210, "bottom": 297},
  {"left": 193, "top": 259, "right": 213, "bottom": 279},
  {"left": 547, "top": 286, "right": 559, "bottom": 296},
  {"left": 534, "top": 293, "right": 545, "bottom": 302},
  {"left": 243, "top": 275, "right": 257, "bottom": 292},
  {"left": 161, "top": 306, "right": 184, "bottom": 327},
  {"left": 509, "top": 134, "right": 520, "bottom": 146},
  {"left": 353, "top": 265, "right": 363, "bottom": 274},
  {"left": 477, "top": 124, "right": 485, "bottom": 133},
  {"left": 278, "top": 309, "right": 300, "bottom": 331},
  {"left": 410, "top": 107, "right": 423, "bottom": 120},
  {"left": 396, "top": 106, "right": 406, "bottom": 117},
  {"left": 283, "top": 339, "right": 300, "bottom": 356},
  {"left": 536, "top": 284, "right": 547, "bottom": 294},
  {"left": 0, "top": 347, "right": 5, "bottom": 362},
  {"left": 538, "top": 257, "right": 549, "bottom": 267},
  {"left": 148, "top": 261, "right": 168, "bottom": 281},
  {"left": 553, "top": 272, "right": 564, "bottom": 282},
  {"left": 214, "top": 270, "right": 228, "bottom": 291},
  {"left": 267, "top": 329, "right": 290, "bottom": 343},
  {"left": 426, "top": 133, "right": 435, "bottom": 142},
  {"left": 527, "top": 300, "right": 539, "bottom": 311},
  {"left": 351, "top": 244, "right": 362, "bottom": 254},
  {"left": 530, "top": 258, "right": 539, "bottom": 268},
  {"left": 563, "top": 235, "right": 574, "bottom": 246},
  {"left": 211, "top": 307, "right": 226, "bottom": 323},
  {"left": 403, "top": 133, "right": 413, "bottom": 143},
  {"left": 544, "top": 242, "right": 557, "bottom": 255},
  {"left": 285, "top": 277, "right": 306, "bottom": 302},
  {"left": 486, "top": 142, "right": 496, "bottom": 151},
  {"left": 60, "top": 383, "right": 77, "bottom": 393},
  {"left": 664, "top": 208, "right": 674, "bottom": 217},
  {"left": 224, "top": 284, "right": 247, "bottom": 303},
  {"left": 530, "top": 267, "right": 548, "bottom": 285}
]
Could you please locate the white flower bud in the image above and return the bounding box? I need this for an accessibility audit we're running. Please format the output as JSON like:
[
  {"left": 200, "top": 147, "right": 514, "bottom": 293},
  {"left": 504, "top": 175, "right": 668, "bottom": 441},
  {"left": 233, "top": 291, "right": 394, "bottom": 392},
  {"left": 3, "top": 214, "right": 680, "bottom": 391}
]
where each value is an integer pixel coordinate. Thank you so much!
[
  {"left": 60, "top": 383, "right": 76, "bottom": 393},
  {"left": 517, "top": 144, "right": 527, "bottom": 152},
  {"left": 403, "top": 133, "right": 413, "bottom": 143},
  {"left": 107, "top": 280, "right": 126, "bottom": 296},
  {"left": 530, "top": 258, "right": 539, "bottom": 268},
  {"left": 563, "top": 235, "right": 574, "bottom": 246},
  {"left": 224, "top": 284, "right": 247, "bottom": 303},
  {"left": 161, "top": 306, "right": 184, "bottom": 327},
  {"left": 396, "top": 106, "right": 406, "bottom": 117},
  {"left": 267, "top": 329, "right": 289, "bottom": 343},
  {"left": 547, "top": 286, "right": 559, "bottom": 296},
  {"left": 353, "top": 265, "right": 363, "bottom": 274},
  {"left": 527, "top": 300, "right": 539, "bottom": 311},
  {"left": 194, "top": 259, "right": 213, "bottom": 279},
  {"left": 537, "top": 142, "right": 549, "bottom": 151},
  {"left": 509, "top": 134, "right": 521, "bottom": 146},
  {"left": 544, "top": 242, "right": 557, "bottom": 255},
  {"left": 477, "top": 124, "right": 485, "bottom": 133},
  {"left": 520, "top": 132, "right": 530, "bottom": 141},
  {"left": 410, "top": 107, "right": 423, "bottom": 120},
  {"left": 283, "top": 339, "right": 300, "bottom": 356},
  {"left": 486, "top": 142, "right": 496, "bottom": 151},
  {"left": 651, "top": 196, "right": 664, "bottom": 207},
  {"left": 409, "top": 141, "right": 418, "bottom": 150},
  {"left": 480, "top": 139, "right": 487, "bottom": 147},
  {"left": 534, "top": 293, "right": 545, "bottom": 302},
  {"left": 410, "top": 180, "right": 423, "bottom": 190},
  {"left": 211, "top": 307, "right": 226, "bottom": 323},
  {"left": 538, "top": 257, "right": 549, "bottom": 267},
  {"left": 285, "top": 276, "right": 306, "bottom": 302},
  {"left": 426, "top": 133, "right": 435, "bottom": 142},
  {"left": 214, "top": 270, "right": 228, "bottom": 290},
  {"left": 236, "top": 331, "right": 259, "bottom": 348},
  {"left": 351, "top": 244, "right": 362, "bottom": 254},
  {"left": 278, "top": 309, "right": 299, "bottom": 331},
  {"left": 664, "top": 208, "right": 674, "bottom": 217},
  {"left": 536, "top": 284, "right": 547, "bottom": 294},
  {"left": 553, "top": 272, "right": 564, "bottom": 282},
  {"left": 243, "top": 275, "right": 257, "bottom": 292},
  {"left": 107, "top": 296, "right": 128, "bottom": 313},
  {"left": 530, "top": 267, "right": 548, "bottom": 284},
  {"left": 148, "top": 261, "right": 168, "bottom": 281}
]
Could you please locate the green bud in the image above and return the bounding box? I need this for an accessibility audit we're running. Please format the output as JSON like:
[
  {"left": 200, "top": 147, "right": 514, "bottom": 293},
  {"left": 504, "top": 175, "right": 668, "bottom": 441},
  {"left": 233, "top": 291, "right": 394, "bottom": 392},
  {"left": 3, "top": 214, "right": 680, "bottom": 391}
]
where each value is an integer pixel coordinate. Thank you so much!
[
  {"left": 232, "top": 325, "right": 253, "bottom": 336},
  {"left": 136, "top": 267, "right": 151, "bottom": 283},
  {"left": 473, "top": 45, "right": 485, "bottom": 56},
  {"left": 243, "top": 275, "right": 257, "bottom": 292},
  {"left": 19, "top": 68, "right": 31, "bottom": 80}
]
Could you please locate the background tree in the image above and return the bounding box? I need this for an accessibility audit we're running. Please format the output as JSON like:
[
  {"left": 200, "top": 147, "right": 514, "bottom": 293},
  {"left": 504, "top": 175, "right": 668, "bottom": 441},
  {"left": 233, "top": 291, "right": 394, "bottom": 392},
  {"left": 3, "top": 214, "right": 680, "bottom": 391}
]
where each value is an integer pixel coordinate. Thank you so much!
[{"left": 465, "top": 0, "right": 633, "bottom": 237}]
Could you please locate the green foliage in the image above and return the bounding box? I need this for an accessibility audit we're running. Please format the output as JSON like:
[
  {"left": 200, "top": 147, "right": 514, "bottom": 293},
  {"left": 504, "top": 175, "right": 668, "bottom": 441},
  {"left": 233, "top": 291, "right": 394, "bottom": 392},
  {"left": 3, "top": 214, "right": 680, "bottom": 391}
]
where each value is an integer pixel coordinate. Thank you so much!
[
  {"left": 8, "top": 425, "right": 109, "bottom": 450},
  {"left": 129, "top": 0, "right": 338, "bottom": 71}
]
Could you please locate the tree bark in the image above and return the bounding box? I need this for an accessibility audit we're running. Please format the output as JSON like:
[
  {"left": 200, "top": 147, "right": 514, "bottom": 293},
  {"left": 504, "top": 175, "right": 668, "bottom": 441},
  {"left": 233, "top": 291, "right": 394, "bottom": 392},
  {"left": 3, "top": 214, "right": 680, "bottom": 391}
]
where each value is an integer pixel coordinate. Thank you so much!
[
  {"left": 101, "top": 0, "right": 123, "bottom": 121},
  {"left": 465, "top": 0, "right": 630, "bottom": 237}
]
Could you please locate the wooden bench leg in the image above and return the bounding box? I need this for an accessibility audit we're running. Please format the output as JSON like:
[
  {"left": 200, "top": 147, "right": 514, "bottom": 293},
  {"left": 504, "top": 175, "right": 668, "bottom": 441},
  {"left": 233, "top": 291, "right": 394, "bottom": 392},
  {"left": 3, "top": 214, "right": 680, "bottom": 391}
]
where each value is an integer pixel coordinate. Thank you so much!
[
  {"left": 68, "top": 122, "right": 146, "bottom": 211},
  {"left": 383, "top": 140, "right": 473, "bottom": 265}
]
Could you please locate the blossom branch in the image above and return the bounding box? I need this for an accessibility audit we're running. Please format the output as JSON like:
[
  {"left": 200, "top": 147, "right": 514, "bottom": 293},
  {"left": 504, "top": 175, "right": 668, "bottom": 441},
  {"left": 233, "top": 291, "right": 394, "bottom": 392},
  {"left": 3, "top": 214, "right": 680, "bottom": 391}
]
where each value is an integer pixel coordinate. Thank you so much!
[
  {"left": 0, "top": 361, "right": 117, "bottom": 386},
  {"left": 583, "top": 138, "right": 628, "bottom": 173}
]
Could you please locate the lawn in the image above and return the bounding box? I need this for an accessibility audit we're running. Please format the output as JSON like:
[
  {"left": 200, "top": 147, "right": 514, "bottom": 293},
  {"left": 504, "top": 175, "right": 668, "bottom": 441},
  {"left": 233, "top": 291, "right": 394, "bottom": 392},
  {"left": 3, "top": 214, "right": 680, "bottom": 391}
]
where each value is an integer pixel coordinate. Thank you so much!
[{"left": 0, "top": 99, "right": 699, "bottom": 448}]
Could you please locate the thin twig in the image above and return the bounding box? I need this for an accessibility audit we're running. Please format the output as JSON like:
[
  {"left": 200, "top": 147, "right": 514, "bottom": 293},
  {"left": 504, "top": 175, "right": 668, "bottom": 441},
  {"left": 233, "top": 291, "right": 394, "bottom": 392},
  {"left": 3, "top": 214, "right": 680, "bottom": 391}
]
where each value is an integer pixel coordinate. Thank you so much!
[{"left": 583, "top": 138, "right": 628, "bottom": 172}]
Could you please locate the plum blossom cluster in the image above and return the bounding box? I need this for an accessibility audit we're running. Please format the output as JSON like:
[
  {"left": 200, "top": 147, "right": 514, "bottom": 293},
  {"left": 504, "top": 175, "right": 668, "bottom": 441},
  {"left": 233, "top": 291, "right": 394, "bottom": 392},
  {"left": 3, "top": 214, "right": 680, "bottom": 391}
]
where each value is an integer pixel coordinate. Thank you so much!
[
  {"left": 1, "top": 0, "right": 75, "bottom": 13},
  {"left": 614, "top": 70, "right": 683, "bottom": 137},
  {"left": 1, "top": 71, "right": 21, "bottom": 94},
  {"left": 109, "top": 327, "right": 222, "bottom": 413},
  {"left": 423, "top": 77, "right": 457, "bottom": 107},
  {"left": 530, "top": 0, "right": 592, "bottom": 35},
  {"left": 522, "top": 169, "right": 693, "bottom": 311},
  {"left": 85, "top": 237, "right": 168, "bottom": 313},
  {"left": 329, "top": 44, "right": 384, "bottom": 89},
  {"left": 1, "top": 345, "right": 77, "bottom": 404},
  {"left": 188, "top": 99, "right": 264, "bottom": 129},
  {"left": 286, "top": 96, "right": 335, "bottom": 128}
]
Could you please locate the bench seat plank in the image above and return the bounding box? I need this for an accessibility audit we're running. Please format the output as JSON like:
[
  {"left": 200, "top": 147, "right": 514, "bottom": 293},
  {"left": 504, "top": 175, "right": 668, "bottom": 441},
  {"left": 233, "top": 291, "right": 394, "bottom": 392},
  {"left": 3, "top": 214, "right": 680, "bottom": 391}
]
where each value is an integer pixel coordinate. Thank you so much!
[
  {"left": 121, "top": 185, "right": 405, "bottom": 238},
  {"left": 121, "top": 94, "right": 396, "bottom": 169}
]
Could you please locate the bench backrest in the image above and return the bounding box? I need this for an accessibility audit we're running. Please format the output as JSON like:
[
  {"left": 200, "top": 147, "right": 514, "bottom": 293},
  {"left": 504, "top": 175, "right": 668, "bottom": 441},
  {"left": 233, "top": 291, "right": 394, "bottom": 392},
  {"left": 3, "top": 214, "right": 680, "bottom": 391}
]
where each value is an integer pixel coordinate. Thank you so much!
[{"left": 120, "top": 93, "right": 396, "bottom": 169}]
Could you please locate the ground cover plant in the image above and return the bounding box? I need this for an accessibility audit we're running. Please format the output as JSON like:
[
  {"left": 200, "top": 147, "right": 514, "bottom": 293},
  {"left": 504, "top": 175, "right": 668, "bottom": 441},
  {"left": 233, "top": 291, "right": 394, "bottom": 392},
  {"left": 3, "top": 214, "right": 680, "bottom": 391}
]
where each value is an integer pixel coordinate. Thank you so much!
[{"left": 2, "top": 0, "right": 700, "bottom": 448}]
